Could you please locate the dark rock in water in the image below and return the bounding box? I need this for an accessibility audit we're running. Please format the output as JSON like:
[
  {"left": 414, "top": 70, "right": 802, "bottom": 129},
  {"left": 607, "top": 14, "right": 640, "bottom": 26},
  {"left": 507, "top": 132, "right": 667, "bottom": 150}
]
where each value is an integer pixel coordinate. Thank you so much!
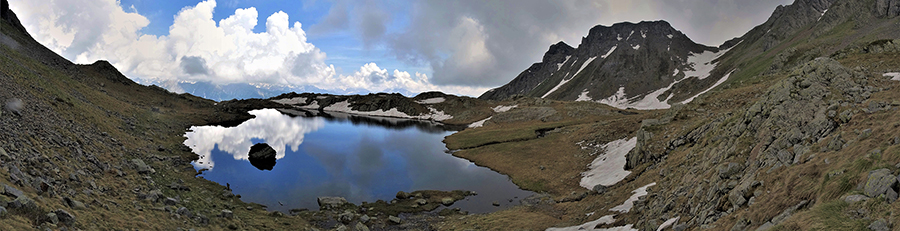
[{"left": 248, "top": 143, "right": 277, "bottom": 170}]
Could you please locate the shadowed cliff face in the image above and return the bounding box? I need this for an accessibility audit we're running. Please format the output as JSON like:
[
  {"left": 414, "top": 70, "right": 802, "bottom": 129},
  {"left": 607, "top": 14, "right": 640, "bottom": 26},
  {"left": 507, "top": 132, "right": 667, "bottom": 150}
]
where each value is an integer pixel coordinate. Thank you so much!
[{"left": 1, "top": 0, "right": 8, "bottom": 21}]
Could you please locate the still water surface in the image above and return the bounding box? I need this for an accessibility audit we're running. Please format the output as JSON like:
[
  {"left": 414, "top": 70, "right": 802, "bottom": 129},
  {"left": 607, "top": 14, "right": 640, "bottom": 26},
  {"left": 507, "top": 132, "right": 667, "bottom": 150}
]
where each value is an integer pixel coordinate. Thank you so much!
[{"left": 184, "top": 109, "right": 533, "bottom": 213}]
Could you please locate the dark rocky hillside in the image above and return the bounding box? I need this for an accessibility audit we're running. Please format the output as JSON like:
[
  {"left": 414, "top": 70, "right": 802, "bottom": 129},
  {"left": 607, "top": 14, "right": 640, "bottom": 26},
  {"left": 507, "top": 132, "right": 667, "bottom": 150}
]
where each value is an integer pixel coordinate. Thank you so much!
[{"left": 480, "top": 21, "right": 725, "bottom": 109}]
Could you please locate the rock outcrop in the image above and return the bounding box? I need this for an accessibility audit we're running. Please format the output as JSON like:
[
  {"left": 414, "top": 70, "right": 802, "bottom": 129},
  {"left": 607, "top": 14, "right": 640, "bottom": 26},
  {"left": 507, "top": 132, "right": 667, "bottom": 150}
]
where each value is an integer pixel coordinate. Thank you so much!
[
  {"left": 875, "top": 0, "right": 900, "bottom": 17},
  {"left": 626, "top": 57, "right": 871, "bottom": 229},
  {"left": 1, "top": 0, "right": 8, "bottom": 21}
]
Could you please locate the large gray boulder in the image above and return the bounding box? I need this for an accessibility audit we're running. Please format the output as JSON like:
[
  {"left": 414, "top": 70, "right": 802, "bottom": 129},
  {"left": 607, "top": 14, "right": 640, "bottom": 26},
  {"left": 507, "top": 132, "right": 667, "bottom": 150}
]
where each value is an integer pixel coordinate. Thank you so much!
[
  {"left": 863, "top": 169, "right": 898, "bottom": 202},
  {"left": 131, "top": 159, "right": 155, "bottom": 174},
  {"left": 55, "top": 209, "right": 75, "bottom": 226},
  {"left": 317, "top": 197, "right": 348, "bottom": 210},
  {"left": 2, "top": 184, "right": 23, "bottom": 198}
]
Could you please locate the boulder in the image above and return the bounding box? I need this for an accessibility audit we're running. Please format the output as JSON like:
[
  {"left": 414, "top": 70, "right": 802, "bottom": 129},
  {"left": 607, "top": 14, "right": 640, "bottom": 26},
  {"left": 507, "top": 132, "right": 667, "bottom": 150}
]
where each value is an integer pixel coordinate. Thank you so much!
[
  {"left": 388, "top": 215, "right": 401, "bottom": 224},
  {"left": 868, "top": 219, "right": 890, "bottom": 231},
  {"left": 2, "top": 184, "right": 23, "bottom": 198},
  {"left": 164, "top": 197, "right": 178, "bottom": 206},
  {"left": 131, "top": 159, "right": 155, "bottom": 174},
  {"left": 842, "top": 194, "right": 869, "bottom": 203},
  {"left": 64, "top": 197, "right": 87, "bottom": 210},
  {"left": 46, "top": 212, "right": 59, "bottom": 225},
  {"left": 248, "top": 143, "right": 277, "bottom": 170},
  {"left": 8, "top": 195, "right": 37, "bottom": 210},
  {"left": 54, "top": 209, "right": 75, "bottom": 226},
  {"left": 338, "top": 211, "right": 355, "bottom": 224},
  {"left": 317, "top": 197, "right": 349, "bottom": 210},
  {"left": 359, "top": 214, "right": 370, "bottom": 223},
  {"left": 396, "top": 191, "right": 409, "bottom": 199},
  {"left": 176, "top": 207, "right": 192, "bottom": 218},
  {"left": 415, "top": 199, "right": 427, "bottom": 205},
  {"left": 354, "top": 222, "right": 370, "bottom": 231},
  {"left": 592, "top": 184, "right": 608, "bottom": 194},
  {"left": 0, "top": 206, "right": 7, "bottom": 217},
  {"left": 441, "top": 197, "right": 455, "bottom": 206},
  {"left": 863, "top": 169, "right": 898, "bottom": 202},
  {"left": 221, "top": 209, "right": 233, "bottom": 218}
]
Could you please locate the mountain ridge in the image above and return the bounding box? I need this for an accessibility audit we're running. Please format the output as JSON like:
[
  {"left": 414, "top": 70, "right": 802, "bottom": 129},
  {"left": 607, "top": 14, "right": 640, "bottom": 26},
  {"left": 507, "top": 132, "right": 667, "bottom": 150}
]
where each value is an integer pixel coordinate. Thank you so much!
[{"left": 479, "top": 20, "right": 727, "bottom": 110}]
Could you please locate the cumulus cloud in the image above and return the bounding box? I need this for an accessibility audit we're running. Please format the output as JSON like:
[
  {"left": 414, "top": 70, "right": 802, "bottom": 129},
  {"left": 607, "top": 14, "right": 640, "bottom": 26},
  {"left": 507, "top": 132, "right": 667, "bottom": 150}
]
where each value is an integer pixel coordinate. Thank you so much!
[
  {"left": 10, "top": 0, "right": 485, "bottom": 96},
  {"left": 180, "top": 56, "right": 210, "bottom": 75}
]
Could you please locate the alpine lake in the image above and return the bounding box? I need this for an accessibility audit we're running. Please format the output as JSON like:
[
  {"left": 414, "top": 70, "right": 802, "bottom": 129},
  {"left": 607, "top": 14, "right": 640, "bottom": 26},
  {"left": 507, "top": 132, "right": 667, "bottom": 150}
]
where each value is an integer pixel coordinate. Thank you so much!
[{"left": 184, "top": 108, "right": 534, "bottom": 214}]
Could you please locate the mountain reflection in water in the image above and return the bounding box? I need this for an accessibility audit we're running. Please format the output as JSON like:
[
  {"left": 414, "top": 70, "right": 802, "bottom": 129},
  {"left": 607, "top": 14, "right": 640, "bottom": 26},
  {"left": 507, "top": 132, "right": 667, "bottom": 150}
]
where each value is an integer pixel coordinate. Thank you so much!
[{"left": 184, "top": 109, "right": 532, "bottom": 213}]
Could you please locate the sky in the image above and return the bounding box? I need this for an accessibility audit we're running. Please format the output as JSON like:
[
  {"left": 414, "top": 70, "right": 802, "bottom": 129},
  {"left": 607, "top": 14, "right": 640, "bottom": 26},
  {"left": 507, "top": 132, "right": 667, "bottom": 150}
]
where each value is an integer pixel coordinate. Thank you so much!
[{"left": 7, "top": 0, "right": 792, "bottom": 97}]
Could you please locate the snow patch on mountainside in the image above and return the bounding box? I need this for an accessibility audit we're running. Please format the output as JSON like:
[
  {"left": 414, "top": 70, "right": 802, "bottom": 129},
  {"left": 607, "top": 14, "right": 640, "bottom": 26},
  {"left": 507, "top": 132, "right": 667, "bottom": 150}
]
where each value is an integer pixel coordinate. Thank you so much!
[
  {"left": 683, "top": 50, "right": 722, "bottom": 80},
  {"left": 602, "top": 46, "right": 618, "bottom": 59},
  {"left": 492, "top": 104, "right": 518, "bottom": 112},
  {"left": 632, "top": 44, "right": 640, "bottom": 50},
  {"left": 543, "top": 56, "right": 596, "bottom": 98},
  {"left": 576, "top": 90, "right": 592, "bottom": 102},
  {"left": 657, "top": 217, "right": 680, "bottom": 231},
  {"left": 415, "top": 97, "right": 445, "bottom": 104},
  {"left": 468, "top": 116, "right": 492, "bottom": 128},
  {"left": 315, "top": 100, "right": 453, "bottom": 121},
  {"left": 573, "top": 56, "right": 598, "bottom": 78},
  {"left": 610, "top": 182, "right": 656, "bottom": 213},
  {"left": 301, "top": 100, "right": 320, "bottom": 109},
  {"left": 884, "top": 72, "right": 900, "bottom": 81},
  {"left": 557, "top": 56, "right": 572, "bottom": 71},
  {"left": 580, "top": 137, "right": 636, "bottom": 189},
  {"left": 272, "top": 97, "right": 307, "bottom": 105},
  {"left": 543, "top": 75, "right": 573, "bottom": 98},
  {"left": 599, "top": 87, "right": 629, "bottom": 108},
  {"left": 680, "top": 71, "right": 732, "bottom": 104},
  {"left": 818, "top": 9, "right": 828, "bottom": 21},
  {"left": 546, "top": 215, "right": 636, "bottom": 231}
]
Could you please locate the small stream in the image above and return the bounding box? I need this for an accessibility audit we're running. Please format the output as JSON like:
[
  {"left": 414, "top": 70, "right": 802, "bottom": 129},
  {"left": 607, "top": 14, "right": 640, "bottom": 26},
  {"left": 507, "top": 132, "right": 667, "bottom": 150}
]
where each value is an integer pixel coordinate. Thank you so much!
[{"left": 184, "top": 108, "right": 533, "bottom": 213}]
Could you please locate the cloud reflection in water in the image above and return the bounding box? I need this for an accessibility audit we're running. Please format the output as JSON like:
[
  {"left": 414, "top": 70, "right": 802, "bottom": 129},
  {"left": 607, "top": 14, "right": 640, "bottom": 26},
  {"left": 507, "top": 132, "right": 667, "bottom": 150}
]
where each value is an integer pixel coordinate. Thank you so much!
[
  {"left": 185, "top": 109, "right": 325, "bottom": 170},
  {"left": 183, "top": 108, "right": 533, "bottom": 213}
]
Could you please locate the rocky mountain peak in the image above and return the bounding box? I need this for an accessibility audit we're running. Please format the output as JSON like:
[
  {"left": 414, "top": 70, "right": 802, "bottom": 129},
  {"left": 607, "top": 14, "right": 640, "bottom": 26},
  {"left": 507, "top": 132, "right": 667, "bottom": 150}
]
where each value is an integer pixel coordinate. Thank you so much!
[
  {"left": 542, "top": 41, "right": 574, "bottom": 63},
  {"left": 481, "top": 20, "right": 724, "bottom": 109}
]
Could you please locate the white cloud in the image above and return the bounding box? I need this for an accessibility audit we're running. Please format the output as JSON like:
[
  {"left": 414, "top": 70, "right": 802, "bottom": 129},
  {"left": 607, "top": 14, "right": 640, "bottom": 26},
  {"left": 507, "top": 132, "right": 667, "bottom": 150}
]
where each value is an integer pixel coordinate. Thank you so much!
[
  {"left": 9, "top": 0, "right": 486, "bottom": 96},
  {"left": 338, "top": 63, "right": 489, "bottom": 96}
]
